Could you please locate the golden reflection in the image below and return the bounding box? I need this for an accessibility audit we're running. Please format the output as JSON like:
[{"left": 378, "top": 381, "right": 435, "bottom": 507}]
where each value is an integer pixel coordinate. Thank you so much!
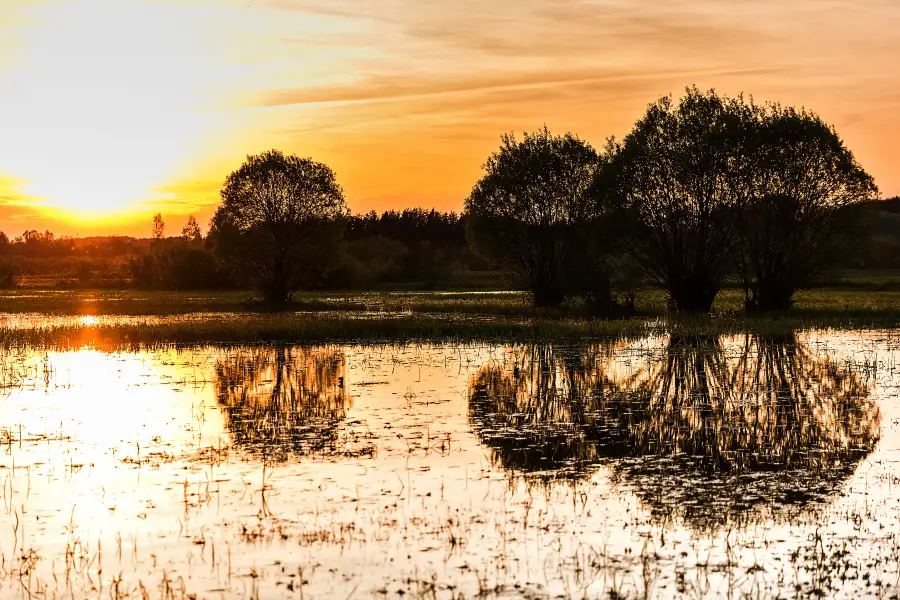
[
  {"left": 213, "top": 345, "right": 350, "bottom": 462},
  {"left": 618, "top": 333, "right": 879, "bottom": 473},
  {"left": 0, "top": 346, "right": 228, "bottom": 463},
  {"left": 468, "top": 333, "right": 881, "bottom": 529},
  {"left": 468, "top": 343, "right": 622, "bottom": 476}
]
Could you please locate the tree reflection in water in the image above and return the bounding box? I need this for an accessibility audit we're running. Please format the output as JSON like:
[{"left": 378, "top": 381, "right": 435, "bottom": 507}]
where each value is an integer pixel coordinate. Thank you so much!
[
  {"left": 469, "top": 343, "right": 626, "bottom": 476},
  {"left": 469, "top": 333, "right": 881, "bottom": 530},
  {"left": 214, "top": 346, "right": 351, "bottom": 462}
]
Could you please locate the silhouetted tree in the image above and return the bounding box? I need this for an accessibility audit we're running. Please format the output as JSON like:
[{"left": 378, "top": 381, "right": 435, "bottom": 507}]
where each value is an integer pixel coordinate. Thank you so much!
[
  {"left": 737, "top": 105, "right": 878, "bottom": 310},
  {"left": 181, "top": 215, "right": 202, "bottom": 243},
  {"left": 152, "top": 213, "right": 165, "bottom": 241},
  {"left": 209, "top": 150, "right": 348, "bottom": 306},
  {"left": 598, "top": 88, "right": 754, "bottom": 313},
  {"left": 465, "top": 128, "right": 610, "bottom": 308}
]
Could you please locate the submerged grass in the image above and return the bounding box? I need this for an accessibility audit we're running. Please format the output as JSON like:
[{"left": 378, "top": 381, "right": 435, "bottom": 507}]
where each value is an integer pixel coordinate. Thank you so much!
[
  {"left": 2, "top": 287, "right": 900, "bottom": 316},
  {"left": 0, "top": 288, "right": 898, "bottom": 348},
  {"left": 0, "top": 311, "right": 899, "bottom": 350}
]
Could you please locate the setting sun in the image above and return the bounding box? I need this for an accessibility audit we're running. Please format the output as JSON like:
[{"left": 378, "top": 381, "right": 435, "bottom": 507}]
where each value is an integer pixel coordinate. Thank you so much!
[
  {"left": 0, "top": 0, "right": 224, "bottom": 223},
  {"left": 0, "top": 0, "right": 898, "bottom": 235}
]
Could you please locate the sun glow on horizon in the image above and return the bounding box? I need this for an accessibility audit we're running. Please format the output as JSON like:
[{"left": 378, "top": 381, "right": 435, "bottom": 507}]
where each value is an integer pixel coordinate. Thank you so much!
[
  {"left": 0, "top": 0, "right": 228, "bottom": 219},
  {"left": 0, "top": 0, "right": 897, "bottom": 235}
]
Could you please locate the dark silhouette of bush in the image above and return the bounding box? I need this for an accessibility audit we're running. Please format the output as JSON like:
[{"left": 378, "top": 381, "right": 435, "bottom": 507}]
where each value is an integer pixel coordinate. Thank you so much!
[
  {"left": 209, "top": 149, "right": 347, "bottom": 306},
  {"left": 164, "top": 245, "right": 230, "bottom": 290},
  {"left": 597, "top": 88, "right": 754, "bottom": 313},
  {"left": 0, "top": 263, "right": 18, "bottom": 289},
  {"left": 0, "top": 231, "right": 14, "bottom": 289},
  {"left": 128, "top": 253, "right": 164, "bottom": 289},
  {"left": 852, "top": 204, "right": 900, "bottom": 270},
  {"left": 736, "top": 105, "right": 878, "bottom": 310},
  {"left": 128, "top": 237, "right": 234, "bottom": 291},
  {"left": 465, "top": 127, "right": 612, "bottom": 308}
]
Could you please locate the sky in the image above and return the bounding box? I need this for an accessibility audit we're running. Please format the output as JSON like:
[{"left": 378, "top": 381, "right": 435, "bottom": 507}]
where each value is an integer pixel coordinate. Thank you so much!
[{"left": 0, "top": 0, "right": 898, "bottom": 237}]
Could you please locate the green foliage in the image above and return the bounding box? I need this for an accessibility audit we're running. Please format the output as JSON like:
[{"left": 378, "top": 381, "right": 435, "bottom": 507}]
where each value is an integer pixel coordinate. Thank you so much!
[{"left": 210, "top": 149, "right": 347, "bottom": 306}]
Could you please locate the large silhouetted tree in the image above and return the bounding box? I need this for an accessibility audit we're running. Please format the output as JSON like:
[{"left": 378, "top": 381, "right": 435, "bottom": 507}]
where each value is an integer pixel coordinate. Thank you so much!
[
  {"left": 737, "top": 105, "right": 878, "bottom": 311},
  {"left": 209, "top": 150, "right": 347, "bottom": 306},
  {"left": 465, "top": 128, "right": 610, "bottom": 308},
  {"left": 597, "top": 88, "right": 754, "bottom": 313}
]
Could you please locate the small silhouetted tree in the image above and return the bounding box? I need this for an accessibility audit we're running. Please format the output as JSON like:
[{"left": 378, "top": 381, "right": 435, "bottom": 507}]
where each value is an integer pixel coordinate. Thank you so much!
[
  {"left": 152, "top": 213, "right": 165, "bottom": 241},
  {"left": 465, "top": 127, "right": 608, "bottom": 308},
  {"left": 737, "top": 105, "right": 878, "bottom": 311},
  {"left": 598, "top": 88, "right": 754, "bottom": 313},
  {"left": 209, "top": 149, "right": 347, "bottom": 306},
  {"left": 181, "top": 215, "right": 202, "bottom": 243}
]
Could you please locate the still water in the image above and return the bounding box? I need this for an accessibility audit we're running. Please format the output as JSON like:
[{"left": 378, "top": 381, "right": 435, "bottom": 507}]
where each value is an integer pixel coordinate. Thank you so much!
[{"left": 1, "top": 330, "right": 899, "bottom": 598}]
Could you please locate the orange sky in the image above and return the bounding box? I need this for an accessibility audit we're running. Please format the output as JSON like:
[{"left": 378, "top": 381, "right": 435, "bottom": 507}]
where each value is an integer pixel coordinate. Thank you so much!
[{"left": 0, "top": 0, "right": 898, "bottom": 237}]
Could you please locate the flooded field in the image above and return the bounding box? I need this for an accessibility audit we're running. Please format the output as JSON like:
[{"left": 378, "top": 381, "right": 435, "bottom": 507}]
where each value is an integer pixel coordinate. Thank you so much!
[{"left": 2, "top": 329, "right": 900, "bottom": 598}]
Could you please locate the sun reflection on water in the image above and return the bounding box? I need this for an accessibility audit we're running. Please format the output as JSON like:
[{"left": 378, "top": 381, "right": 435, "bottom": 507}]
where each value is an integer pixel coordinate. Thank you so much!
[{"left": 1, "top": 334, "right": 899, "bottom": 598}]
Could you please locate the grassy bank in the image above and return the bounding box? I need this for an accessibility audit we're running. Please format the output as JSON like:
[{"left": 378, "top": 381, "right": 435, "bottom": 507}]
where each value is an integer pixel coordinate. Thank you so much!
[
  {"left": 2, "top": 286, "right": 900, "bottom": 317},
  {"left": 0, "top": 287, "right": 899, "bottom": 349}
]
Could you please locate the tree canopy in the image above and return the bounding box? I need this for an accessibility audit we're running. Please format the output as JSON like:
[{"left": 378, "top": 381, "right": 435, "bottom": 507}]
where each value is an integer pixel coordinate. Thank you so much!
[
  {"left": 596, "top": 88, "right": 757, "bottom": 313},
  {"left": 736, "top": 104, "right": 877, "bottom": 310},
  {"left": 210, "top": 149, "right": 347, "bottom": 305},
  {"left": 465, "top": 127, "right": 607, "bottom": 308}
]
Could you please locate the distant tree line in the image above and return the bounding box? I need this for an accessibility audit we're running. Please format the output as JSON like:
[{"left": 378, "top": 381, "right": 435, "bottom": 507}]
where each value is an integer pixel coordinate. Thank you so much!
[
  {"left": 0, "top": 206, "right": 485, "bottom": 292},
  {"left": 0, "top": 87, "right": 895, "bottom": 311}
]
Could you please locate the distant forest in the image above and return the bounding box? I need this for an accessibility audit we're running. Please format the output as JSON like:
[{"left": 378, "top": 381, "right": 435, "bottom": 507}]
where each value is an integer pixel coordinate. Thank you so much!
[
  {"left": 0, "top": 208, "right": 489, "bottom": 290},
  {"left": 0, "top": 199, "right": 897, "bottom": 291}
]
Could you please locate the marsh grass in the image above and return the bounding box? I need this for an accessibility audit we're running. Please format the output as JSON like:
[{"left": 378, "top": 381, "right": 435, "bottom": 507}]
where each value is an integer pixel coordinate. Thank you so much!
[{"left": 0, "top": 288, "right": 899, "bottom": 348}]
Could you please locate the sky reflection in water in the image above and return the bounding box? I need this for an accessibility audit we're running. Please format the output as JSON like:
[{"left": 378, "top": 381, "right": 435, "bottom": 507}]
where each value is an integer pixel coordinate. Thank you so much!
[{"left": 1, "top": 331, "right": 898, "bottom": 598}]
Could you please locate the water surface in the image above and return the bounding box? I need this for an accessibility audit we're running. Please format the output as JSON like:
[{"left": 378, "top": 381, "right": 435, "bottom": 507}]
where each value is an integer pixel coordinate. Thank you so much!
[{"left": 2, "top": 330, "right": 899, "bottom": 598}]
